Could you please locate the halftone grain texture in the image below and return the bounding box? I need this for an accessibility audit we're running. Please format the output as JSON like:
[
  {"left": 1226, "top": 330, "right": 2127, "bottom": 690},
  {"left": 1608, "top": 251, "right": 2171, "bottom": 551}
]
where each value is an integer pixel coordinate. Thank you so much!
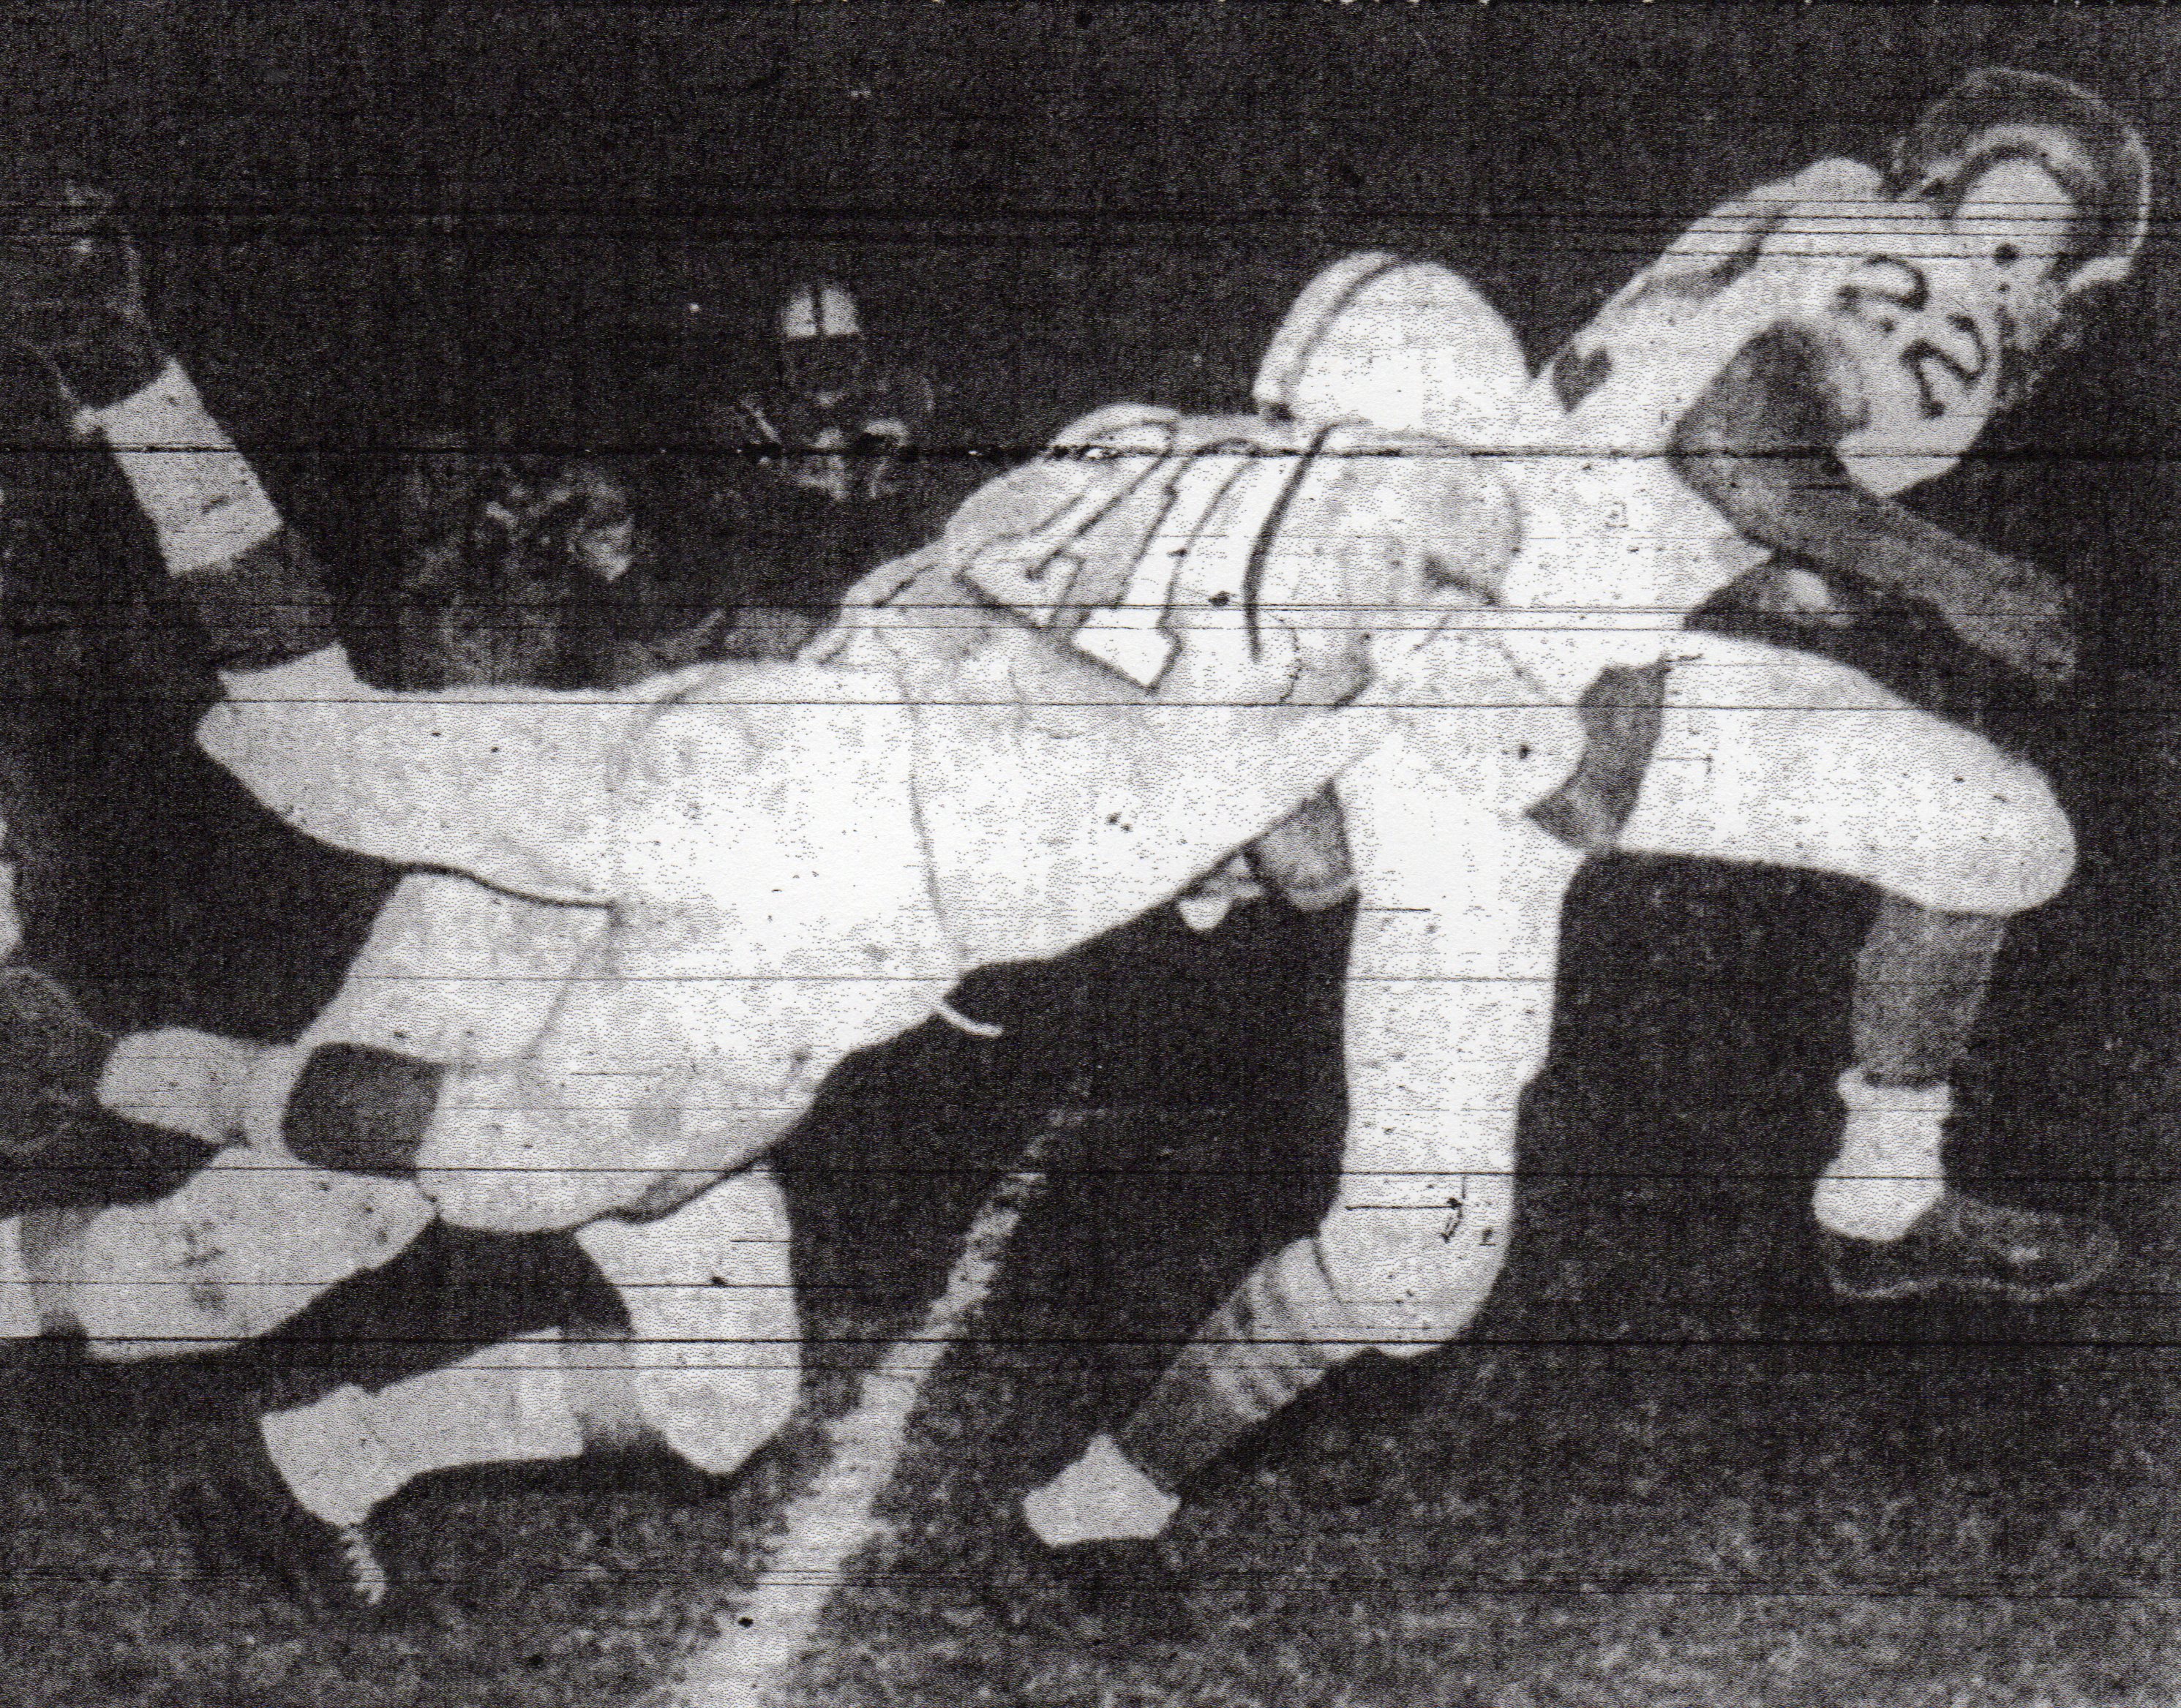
[{"left": 664, "top": 1105, "right": 1075, "bottom": 1708}]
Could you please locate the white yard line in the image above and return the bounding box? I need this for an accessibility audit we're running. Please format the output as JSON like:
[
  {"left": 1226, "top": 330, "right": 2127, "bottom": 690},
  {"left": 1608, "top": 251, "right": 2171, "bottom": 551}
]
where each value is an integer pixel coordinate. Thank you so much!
[{"left": 665, "top": 1100, "right": 1077, "bottom": 1708}]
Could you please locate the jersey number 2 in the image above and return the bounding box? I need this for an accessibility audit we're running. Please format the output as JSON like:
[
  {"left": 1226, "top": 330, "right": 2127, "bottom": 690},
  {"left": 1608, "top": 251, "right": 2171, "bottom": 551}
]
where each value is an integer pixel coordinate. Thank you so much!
[{"left": 961, "top": 425, "right": 1316, "bottom": 692}]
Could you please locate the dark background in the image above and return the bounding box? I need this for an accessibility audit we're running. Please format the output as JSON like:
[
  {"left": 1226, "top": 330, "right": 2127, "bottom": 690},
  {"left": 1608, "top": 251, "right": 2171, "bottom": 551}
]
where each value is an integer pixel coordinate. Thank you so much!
[{"left": 1, "top": 2, "right": 2171, "bottom": 655}]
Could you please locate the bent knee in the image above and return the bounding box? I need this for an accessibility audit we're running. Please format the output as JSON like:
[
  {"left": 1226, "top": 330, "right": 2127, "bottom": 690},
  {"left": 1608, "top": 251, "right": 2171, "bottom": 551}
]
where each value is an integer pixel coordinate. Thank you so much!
[
  {"left": 1997, "top": 775, "right": 2076, "bottom": 911},
  {"left": 1915, "top": 768, "right": 2075, "bottom": 915},
  {"left": 1317, "top": 1171, "right": 1514, "bottom": 1355},
  {"left": 642, "top": 1354, "right": 801, "bottom": 1478}
]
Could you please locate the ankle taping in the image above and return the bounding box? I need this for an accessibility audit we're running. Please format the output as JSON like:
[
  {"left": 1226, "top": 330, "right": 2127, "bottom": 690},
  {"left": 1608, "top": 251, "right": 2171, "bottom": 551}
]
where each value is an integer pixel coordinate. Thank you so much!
[
  {"left": 79, "top": 363, "right": 285, "bottom": 573},
  {"left": 0, "top": 1215, "right": 43, "bottom": 1338},
  {"left": 1817, "top": 1069, "right": 1949, "bottom": 1241}
]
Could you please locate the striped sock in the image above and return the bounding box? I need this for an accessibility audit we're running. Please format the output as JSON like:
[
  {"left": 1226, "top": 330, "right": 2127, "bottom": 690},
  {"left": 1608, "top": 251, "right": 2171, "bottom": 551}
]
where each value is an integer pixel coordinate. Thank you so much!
[{"left": 1116, "top": 1236, "right": 1362, "bottom": 1495}]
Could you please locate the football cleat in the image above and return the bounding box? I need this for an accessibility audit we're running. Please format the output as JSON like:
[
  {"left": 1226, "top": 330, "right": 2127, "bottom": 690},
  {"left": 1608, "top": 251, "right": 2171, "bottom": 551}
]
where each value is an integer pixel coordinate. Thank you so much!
[
  {"left": 0, "top": 159, "right": 165, "bottom": 409},
  {"left": 177, "top": 1401, "right": 391, "bottom": 1621},
  {"left": 1820, "top": 1187, "right": 2120, "bottom": 1304}
]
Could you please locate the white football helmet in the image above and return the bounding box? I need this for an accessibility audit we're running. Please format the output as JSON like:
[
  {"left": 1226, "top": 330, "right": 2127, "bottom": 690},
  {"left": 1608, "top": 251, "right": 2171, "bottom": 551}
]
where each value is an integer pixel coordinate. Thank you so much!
[{"left": 1253, "top": 252, "right": 1528, "bottom": 444}]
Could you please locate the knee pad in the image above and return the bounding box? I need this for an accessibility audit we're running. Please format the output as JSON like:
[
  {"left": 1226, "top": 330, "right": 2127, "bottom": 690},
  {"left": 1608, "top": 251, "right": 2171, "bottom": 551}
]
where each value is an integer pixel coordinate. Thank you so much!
[
  {"left": 1891, "top": 763, "right": 2073, "bottom": 917},
  {"left": 1315, "top": 1167, "right": 1514, "bottom": 1356},
  {"left": 1982, "top": 768, "right": 2075, "bottom": 913},
  {"left": 574, "top": 1167, "right": 800, "bottom": 1478}
]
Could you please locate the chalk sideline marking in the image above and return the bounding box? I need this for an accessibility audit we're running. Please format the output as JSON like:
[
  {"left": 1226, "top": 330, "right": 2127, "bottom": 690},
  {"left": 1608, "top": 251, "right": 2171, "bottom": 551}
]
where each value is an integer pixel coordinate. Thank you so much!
[{"left": 665, "top": 1098, "right": 1079, "bottom": 1708}]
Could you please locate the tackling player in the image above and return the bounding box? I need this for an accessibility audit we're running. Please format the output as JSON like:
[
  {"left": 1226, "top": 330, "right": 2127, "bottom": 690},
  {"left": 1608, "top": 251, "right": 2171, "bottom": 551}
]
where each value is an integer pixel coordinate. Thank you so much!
[
  {"left": 0, "top": 84, "right": 2090, "bottom": 1610},
  {"left": 1021, "top": 67, "right": 2141, "bottom": 1565}
]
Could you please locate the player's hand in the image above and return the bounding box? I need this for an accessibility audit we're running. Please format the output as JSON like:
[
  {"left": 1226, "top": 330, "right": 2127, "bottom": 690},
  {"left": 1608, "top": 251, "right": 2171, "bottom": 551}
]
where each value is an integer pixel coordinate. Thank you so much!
[{"left": 0, "top": 159, "right": 163, "bottom": 407}]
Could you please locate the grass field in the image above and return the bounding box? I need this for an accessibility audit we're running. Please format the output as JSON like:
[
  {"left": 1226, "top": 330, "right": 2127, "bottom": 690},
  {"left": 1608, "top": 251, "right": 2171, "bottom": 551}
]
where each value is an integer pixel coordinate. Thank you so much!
[{"left": 1, "top": 846, "right": 2179, "bottom": 1708}]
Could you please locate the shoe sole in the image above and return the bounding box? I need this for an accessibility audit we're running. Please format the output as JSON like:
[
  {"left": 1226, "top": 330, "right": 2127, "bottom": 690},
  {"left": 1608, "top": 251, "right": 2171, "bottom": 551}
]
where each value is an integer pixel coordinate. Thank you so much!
[{"left": 1827, "top": 1244, "right": 2120, "bottom": 1306}]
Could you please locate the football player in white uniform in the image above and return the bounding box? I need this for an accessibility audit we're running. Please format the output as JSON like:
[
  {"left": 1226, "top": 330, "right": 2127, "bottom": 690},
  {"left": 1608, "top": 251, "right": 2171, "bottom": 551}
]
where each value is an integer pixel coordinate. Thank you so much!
[
  {"left": 0, "top": 168, "right": 1553, "bottom": 1611},
  {"left": 1021, "top": 67, "right": 2141, "bottom": 1561},
  {"left": 1216, "top": 67, "right": 2147, "bottom": 1306},
  {"left": 0, "top": 74, "right": 2098, "bottom": 1608},
  {"left": 1542, "top": 68, "right": 2145, "bottom": 1306}
]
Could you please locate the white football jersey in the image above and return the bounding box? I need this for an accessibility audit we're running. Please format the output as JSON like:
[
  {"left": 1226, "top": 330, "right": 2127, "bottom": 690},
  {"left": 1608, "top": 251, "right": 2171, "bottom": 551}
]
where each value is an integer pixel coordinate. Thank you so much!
[{"left": 818, "top": 405, "right": 1544, "bottom": 962}]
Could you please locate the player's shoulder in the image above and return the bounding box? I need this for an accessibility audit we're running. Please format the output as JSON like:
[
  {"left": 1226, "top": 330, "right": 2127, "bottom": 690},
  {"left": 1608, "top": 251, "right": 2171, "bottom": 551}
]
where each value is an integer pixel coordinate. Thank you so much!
[{"left": 927, "top": 403, "right": 1494, "bottom": 700}]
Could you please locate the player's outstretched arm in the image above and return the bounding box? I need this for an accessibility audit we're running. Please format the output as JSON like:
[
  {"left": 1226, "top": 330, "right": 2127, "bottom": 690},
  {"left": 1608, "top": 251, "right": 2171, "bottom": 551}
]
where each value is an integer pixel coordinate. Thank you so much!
[
  {"left": 85, "top": 357, "right": 634, "bottom": 901},
  {"left": 1670, "top": 324, "right": 2077, "bottom": 686},
  {"left": 0, "top": 161, "right": 333, "bottom": 653}
]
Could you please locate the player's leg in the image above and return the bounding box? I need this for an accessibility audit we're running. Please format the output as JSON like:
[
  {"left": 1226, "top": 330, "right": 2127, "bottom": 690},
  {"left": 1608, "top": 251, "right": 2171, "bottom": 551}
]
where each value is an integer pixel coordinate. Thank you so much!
[
  {"left": 1619, "top": 633, "right": 2073, "bottom": 917},
  {"left": 0, "top": 964, "right": 269, "bottom": 1337},
  {"left": 12, "top": 689, "right": 953, "bottom": 1350},
  {"left": 1025, "top": 763, "right": 1585, "bottom": 1546},
  {"left": 18, "top": 906, "right": 826, "bottom": 1357},
  {"left": 137, "top": 676, "right": 938, "bottom": 1607},
  {"left": 567, "top": 1165, "right": 801, "bottom": 1475},
  {"left": 412, "top": 914, "right": 952, "bottom": 1239},
  {"left": 221, "top": 1165, "right": 798, "bottom": 1613},
  {"left": 1615, "top": 633, "right": 2108, "bottom": 1297},
  {"left": 411, "top": 687, "right": 957, "bottom": 1236},
  {"left": 1821, "top": 898, "right": 2009, "bottom": 1242},
  {"left": 195, "top": 751, "right": 953, "bottom": 1603},
  {"left": 1818, "top": 898, "right": 2115, "bottom": 1300},
  {"left": 0, "top": 875, "right": 605, "bottom": 1352}
]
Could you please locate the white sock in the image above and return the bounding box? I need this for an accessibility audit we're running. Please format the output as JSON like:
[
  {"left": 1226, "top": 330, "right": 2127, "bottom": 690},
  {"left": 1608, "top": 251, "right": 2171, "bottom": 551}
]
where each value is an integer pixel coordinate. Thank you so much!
[
  {"left": 1812, "top": 1070, "right": 1949, "bottom": 1244},
  {"left": 0, "top": 863, "right": 21, "bottom": 962},
  {"left": 260, "top": 1329, "right": 585, "bottom": 1529},
  {"left": 78, "top": 362, "right": 285, "bottom": 574},
  {"left": 1022, "top": 1433, "right": 1179, "bottom": 1547}
]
